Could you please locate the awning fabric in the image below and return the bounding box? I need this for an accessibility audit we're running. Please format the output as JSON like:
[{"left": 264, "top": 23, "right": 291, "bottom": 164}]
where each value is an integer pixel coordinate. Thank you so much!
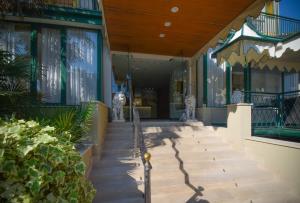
[{"left": 214, "top": 24, "right": 300, "bottom": 72}]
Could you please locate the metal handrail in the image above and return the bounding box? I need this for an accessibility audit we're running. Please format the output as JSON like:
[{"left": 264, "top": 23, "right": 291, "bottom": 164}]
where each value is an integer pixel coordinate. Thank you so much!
[
  {"left": 133, "top": 106, "right": 151, "bottom": 203},
  {"left": 247, "top": 12, "right": 300, "bottom": 39}
]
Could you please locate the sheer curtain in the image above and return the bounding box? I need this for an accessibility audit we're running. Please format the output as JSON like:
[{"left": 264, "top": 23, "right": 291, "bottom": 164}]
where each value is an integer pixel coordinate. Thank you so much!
[
  {"left": 207, "top": 48, "right": 226, "bottom": 107},
  {"left": 0, "top": 23, "right": 30, "bottom": 55},
  {"left": 66, "top": 29, "right": 98, "bottom": 105},
  {"left": 37, "top": 28, "right": 61, "bottom": 103},
  {"left": 285, "top": 73, "right": 300, "bottom": 92},
  {"left": 79, "top": 0, "right": 95, "bottom": 9},
  {"left": 252, "top": 68, "right": 281, "bottom": 93}
]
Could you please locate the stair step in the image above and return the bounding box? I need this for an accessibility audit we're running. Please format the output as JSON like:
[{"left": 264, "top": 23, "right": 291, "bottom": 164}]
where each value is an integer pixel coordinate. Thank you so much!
[
  {"left": 93, "top": 182, "right": 144, "bottom": 202},
  {"left": 96, "top": 197, "right": 144, "bottom": 203},
  {"left": 90, "top": 122, "right": 299, "bottom": 202}
]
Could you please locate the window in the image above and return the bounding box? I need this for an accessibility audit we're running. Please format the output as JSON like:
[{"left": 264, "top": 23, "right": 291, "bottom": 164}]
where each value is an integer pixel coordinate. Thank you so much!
[
  {"left": 285, "top": 72, "right": 300, "bottom": 92},
  {"left": 37, "top": 28, "right": 61, "bottom": 103},
  {"left": 0, "top": 23, "right": 31, "bottom": 56},
  {"left": 66, "top": 29, "right": 98, "bottom": 105},
  {"left": 79, "top": 0, "right": 96, "bottom": 10}
]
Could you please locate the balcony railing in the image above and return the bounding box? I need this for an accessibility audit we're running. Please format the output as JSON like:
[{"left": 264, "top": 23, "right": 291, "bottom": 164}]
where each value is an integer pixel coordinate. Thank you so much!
[
  {"left": 241, "top": 91, "right": 300, "bottom": 141},
  {"left": 46, "top": 0, "right": 98, "bottom": 10},
  {"left": 247, "top": 12, "right": 300, "bottom": 39}
]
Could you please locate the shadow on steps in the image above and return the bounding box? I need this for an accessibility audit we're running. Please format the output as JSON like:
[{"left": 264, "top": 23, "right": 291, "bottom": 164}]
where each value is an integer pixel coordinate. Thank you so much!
[
  {"left": 170, "top": 137, "right": 210, "bottom": 203},
  {"left": 89, "top": 124, "right": 144, "bottom": 203}
]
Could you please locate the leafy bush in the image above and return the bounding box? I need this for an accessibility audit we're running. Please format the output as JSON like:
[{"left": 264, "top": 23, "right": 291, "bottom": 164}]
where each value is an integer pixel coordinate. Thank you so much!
[
  {"left": 53, "top": 103, "right": 95, "bottom": 143},
  {"left": 0, "top": 119, "right": 96, "bottom": 202},
  {"left": 0, "top": 50, "right": 42, "bottom": 117}
]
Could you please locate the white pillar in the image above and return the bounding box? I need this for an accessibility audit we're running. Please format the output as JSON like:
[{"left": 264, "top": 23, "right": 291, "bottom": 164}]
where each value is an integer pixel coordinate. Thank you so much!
[{"left": 226, "top": 103, "right": 252, "bottom": 149}]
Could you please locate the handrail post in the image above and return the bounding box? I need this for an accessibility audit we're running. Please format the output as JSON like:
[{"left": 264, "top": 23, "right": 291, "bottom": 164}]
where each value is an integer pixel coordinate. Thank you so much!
[
  {"left": 133, "top": 107, "right": 139, "bottom": 158},
  {"left": 132, "top": 106, "right": 151, "bottom": 203},
  {"left": 144, "top": 152, "right": 152, "bottom": 203}
]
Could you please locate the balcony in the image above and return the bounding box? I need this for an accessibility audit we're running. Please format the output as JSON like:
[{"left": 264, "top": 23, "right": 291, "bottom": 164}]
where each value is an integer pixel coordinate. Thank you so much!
[
  {"left": 247, "top": 12, "right": 300, "bottom": 39},
  {"left": 46, "top": 0, "right": 98, "bottom": 10}
]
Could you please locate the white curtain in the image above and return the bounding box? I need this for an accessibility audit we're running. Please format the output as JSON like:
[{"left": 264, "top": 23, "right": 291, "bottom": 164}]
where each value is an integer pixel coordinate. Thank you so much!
[
  {"left": 285, "top": 73, "right": 300, "bottom": 92},
  {"left": 0, "top": 23, "right": 30, "bottom": 56},
  {"left": 66, "top": 29, "right": 98, "bottom": 105},
  {"left": 251, "top": 68, "right": 282, "bottom": 93},
  {"left": 207, "top": 48, "right": 226, "bottom": 107},
  {"left": 79, "top": 0, "right": 95, "bottom": 9},
  {"left": 38, "top": 28, "right": 61, "bottom": 103}
]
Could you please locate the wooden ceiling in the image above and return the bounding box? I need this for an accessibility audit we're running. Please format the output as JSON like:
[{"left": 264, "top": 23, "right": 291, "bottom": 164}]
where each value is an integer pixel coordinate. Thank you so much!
[{"left": 102, "top": 0, "right": 260, "bottom": 57}]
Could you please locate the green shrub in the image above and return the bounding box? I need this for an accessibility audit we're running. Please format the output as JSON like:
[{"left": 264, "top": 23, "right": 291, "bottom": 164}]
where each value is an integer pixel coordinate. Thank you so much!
[
  {"left": 0, "top": 119, "right": 96, "bottom": 203},
  {"left": 52, "top": 103, "right": 95, "bottom": 143}
]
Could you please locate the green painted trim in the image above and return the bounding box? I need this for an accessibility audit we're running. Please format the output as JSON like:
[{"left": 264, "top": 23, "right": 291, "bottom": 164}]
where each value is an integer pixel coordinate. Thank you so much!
[
  {"left": 246, "top": 21, "right": 286, "bottom": 41},
  {"left": 253, "top": 128, "right": 300, "bottom": 138},
  {"left": 281, "top": 32, "right": 300, "bottom": 43},
  {"left": 203, "top": 54, "right": 208, "bottom": 106},
  {"left": 226, "top": 62, "right": 231, "bottom": 104},
  {"left": 243, "top": 63, "right": 251, "bottom": 103},
  {"left": 60, "top": 29, "right": 67, "bottom": 104},
  {"left": 97, "top": 30, "right": 103, "bottom": 101},
  {"left": 30, "top": 25, "right": 38, "bottom": 95},
  {"left": 3, "top": 5, "right": 102, "bottom": 26},
  {"left": 43, "top": 6, "right": 102, "bottom": 25},
  {"left": 212, "top": 35, "right": 281, "bottom": 58}
]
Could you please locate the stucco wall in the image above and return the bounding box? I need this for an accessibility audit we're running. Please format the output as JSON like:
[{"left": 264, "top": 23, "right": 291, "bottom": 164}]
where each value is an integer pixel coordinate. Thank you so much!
[
  {"left": 244, "top": 138, "right": 300, "bottom": 193},
  {"left": 218, "top": 103, "right": 300, "bottom": 192},
  {"left": 196, "top": 107, "right": 227, "bottom": 125},
  {"left": 82, "top": 102, "right": 108, "bottom": 177}
]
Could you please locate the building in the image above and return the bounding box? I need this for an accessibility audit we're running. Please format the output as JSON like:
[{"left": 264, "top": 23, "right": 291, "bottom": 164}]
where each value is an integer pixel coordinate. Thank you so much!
[
  {"left": 1, "top": 0, "right": 300, "bottom": 202},
  {"left": 0, "top": 0, "right": 113, "bottom": 108}
]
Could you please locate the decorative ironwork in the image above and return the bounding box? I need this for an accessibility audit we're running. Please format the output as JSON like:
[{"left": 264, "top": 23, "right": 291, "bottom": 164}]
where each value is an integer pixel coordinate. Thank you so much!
[
  {"left": 247, "top": 12, "right": 300, "bottom": 39},
  {"left": 243, "top": 91, "right": 300, "bottom": 139}
]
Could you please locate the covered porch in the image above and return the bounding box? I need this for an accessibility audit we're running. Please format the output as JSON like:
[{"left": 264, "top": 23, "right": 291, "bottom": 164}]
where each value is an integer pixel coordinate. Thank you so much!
[{"left": 211, "top": 12, "right": 300, "bottom": 140}]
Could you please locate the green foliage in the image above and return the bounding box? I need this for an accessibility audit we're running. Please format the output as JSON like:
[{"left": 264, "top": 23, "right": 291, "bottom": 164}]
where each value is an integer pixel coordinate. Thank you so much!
[
  {"left": 0, "top": 50, "right": 41, "bottom": 117},
  {"left": 0, "top": 119, "right": 96, "bottom": 203},
  {"left": 0, "top": 50, "right": 31, "bottom": 97},
  {"left": 51, "top": 103, "right": 95, "bottom": 143}
]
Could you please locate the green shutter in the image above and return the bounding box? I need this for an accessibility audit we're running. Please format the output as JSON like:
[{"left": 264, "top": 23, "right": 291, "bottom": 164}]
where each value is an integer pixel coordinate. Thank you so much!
[
  {"left": 226, "top": 62, "right": 231, "bottom": 104},
  {"left": 243, "top": 63, "right": 251, "bottom": 103}
]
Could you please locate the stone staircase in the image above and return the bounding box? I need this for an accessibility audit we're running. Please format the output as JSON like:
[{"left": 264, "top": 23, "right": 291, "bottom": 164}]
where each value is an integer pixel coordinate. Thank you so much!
[{"left": 89, "top": 121, "right": 300, "bottom": 203}]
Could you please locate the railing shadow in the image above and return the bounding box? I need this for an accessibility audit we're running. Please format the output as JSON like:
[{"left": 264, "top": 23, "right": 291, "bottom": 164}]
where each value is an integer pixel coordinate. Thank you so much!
[{"left": 169, "top": 137, "right": 209, "bottom": 203}]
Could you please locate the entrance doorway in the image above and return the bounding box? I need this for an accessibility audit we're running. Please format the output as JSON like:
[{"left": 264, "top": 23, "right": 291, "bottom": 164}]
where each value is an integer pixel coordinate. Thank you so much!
[{"left": 112, "top": 53, "right": 187, "bottom": 120}]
